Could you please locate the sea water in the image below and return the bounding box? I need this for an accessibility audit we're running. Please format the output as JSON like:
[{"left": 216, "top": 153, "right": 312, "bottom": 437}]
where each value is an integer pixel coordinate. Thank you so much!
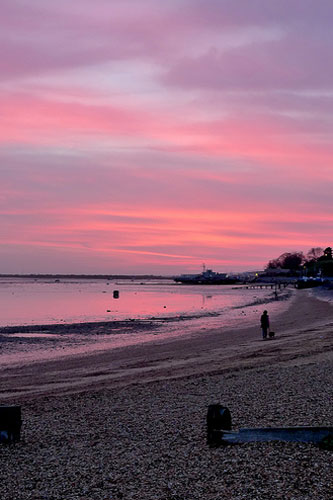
[{"left": 0, "top": 277, "right": 293, "bottom": 366}]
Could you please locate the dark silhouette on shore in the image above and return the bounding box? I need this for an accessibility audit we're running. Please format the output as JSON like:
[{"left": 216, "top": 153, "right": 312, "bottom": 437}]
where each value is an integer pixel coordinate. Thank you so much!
[{"left": 260, "top": 310, "right": 270, "bottom": 340}]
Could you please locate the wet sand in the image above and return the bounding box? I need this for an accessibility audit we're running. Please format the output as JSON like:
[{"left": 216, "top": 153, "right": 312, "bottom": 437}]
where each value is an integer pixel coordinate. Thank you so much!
[{"left": 0, "top": 290, "right": 332, "bottom": 499}]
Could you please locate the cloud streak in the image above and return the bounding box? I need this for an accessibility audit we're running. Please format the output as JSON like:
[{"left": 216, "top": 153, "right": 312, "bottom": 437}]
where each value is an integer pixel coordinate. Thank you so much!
[{"left": 0, "top": 1, "right": 332, "bottom": 273}]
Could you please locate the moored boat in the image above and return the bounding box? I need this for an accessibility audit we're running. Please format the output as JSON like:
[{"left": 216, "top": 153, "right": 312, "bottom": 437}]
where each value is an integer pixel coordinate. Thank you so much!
[{"left": 174, "top": 268, "right": 238, "bottom": 285}]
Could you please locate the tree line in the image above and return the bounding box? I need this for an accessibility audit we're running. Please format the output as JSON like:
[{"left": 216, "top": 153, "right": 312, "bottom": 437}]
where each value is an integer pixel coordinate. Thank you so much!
[{"left": 266, "top": 247, "right": 333, "bottom": 277}]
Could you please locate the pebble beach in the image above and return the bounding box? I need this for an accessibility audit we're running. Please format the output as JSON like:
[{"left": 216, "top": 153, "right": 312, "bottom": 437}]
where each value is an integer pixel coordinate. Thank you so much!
[{"left": 0, "top": 290, "right": 332, "bottom": 499}]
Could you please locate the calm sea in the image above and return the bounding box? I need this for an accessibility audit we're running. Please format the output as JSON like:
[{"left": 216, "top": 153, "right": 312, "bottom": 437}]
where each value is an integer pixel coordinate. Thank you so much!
[{"left": 0, "top": 277, "right": 293, "bottom": 366}]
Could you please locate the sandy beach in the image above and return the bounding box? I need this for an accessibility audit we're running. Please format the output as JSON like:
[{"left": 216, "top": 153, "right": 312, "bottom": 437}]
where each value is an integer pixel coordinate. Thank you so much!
[{"left": 0, "top": 289, "right": 332, "bottom": 499}]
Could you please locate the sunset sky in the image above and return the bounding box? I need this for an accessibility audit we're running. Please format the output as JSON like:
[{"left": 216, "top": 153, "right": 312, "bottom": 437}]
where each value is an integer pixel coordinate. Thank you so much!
[{"left": 1, "top": 0, "right": 332, "bottom": 274}]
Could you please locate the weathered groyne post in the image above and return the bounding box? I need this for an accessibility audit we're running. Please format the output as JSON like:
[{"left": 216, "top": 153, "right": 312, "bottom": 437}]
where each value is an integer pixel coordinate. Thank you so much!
[
  {"left": 207, "top": 404, "right": 333, "bottom": 449},
  {"left": 0, "top": 406, "right": 22, "bottom": 443}
]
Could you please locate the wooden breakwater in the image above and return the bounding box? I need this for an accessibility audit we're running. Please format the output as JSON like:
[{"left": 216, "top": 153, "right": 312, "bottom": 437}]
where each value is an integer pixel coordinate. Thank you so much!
[{"left": 244, "top": 282, "right": 294, "bottom": 290}]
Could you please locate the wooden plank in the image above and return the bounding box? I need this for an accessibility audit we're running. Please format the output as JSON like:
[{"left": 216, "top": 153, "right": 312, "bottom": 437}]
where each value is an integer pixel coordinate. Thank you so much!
[{"left": 220, "top": 427, "right": 333, "bottom": 446}]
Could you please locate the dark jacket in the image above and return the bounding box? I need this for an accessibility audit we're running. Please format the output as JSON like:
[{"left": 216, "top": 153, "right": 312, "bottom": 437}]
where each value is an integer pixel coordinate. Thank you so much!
[{"left": 260, "top": 314, "right": 269, "bottom": 328}]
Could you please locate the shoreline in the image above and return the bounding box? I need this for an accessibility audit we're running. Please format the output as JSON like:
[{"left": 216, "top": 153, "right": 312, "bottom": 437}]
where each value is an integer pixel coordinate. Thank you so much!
[
  {"left": 0, "top": 310, "right": 221, "bottom": 334},
  {"left": 0, "top": 286, "right": 294, "bottom": 371},
  {"left": 0, "top": 289, "right": 332, "bottom": 402},
  {"left": 0, "top": 280, "right": 291, "bottom": 330}
]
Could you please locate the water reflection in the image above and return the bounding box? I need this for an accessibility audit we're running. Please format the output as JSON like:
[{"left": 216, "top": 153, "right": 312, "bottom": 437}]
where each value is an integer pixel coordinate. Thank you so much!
[
  {"left": 0, "top": 278, "right": 247, "bottom": 327},
  {"left": 0, "top": 278, "right": 294, "bottom": 368}
]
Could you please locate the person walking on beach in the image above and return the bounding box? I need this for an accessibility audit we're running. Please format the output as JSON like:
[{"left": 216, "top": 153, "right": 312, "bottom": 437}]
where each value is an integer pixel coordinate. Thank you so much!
[{"left": 260, "top": 310, "right": 270, "bottom": 340}]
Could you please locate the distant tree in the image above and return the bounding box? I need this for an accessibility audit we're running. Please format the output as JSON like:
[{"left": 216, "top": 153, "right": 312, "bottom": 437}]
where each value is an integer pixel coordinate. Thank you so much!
[
  {"left": 317, "top": 247, "right": 332, "bottom": 261},
  {"left": 266, "top": 258, "right": 280, "bottom": 269},
  {"left": 267, "top": 253, "right": 287, "bottom": 269},
  {"left": 266, "top": 252, "right": 305, "bottom": 271},
  {"left": 267, "top": 247, "right": 332, "bottom": 277},
  {"left": 324, "top": 247, "right": 332, "bottom": 260},
  {"left": 317, "top": 247, "right": 333, "bottom": 277},
  {"left": 282, "top": 252, "right": 305, "bottom": 270},
  {"left": 306, "top": 247, "right": 324, "bottom": 262}
]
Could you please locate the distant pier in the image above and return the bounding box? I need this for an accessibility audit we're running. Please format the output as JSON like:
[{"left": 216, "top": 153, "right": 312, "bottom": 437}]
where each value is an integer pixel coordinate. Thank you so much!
[{"left": 244, "top": 282, "right": 293, "bottom": 290}]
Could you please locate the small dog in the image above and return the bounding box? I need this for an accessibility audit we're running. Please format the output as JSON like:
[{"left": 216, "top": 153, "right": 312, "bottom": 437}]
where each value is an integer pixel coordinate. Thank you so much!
[{"left": 269, "top": 331, "right": 275, "bottom": 339}]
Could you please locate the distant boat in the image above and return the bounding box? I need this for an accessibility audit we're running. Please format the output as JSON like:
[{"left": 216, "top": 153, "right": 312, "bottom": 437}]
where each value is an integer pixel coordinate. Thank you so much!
[{"left": 174, "top": 268, "right": 238, "bottom": 285}]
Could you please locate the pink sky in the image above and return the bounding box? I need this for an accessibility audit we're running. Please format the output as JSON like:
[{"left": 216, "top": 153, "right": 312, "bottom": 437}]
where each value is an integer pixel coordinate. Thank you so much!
[{"left": 1, "top": 0, "right": 332, "bottom": 274}]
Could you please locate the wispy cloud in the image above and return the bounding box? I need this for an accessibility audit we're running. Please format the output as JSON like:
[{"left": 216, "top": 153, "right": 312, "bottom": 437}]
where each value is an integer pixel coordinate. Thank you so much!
[{"left": 0, "top": 0, "right": 332, "bottom": 273}]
